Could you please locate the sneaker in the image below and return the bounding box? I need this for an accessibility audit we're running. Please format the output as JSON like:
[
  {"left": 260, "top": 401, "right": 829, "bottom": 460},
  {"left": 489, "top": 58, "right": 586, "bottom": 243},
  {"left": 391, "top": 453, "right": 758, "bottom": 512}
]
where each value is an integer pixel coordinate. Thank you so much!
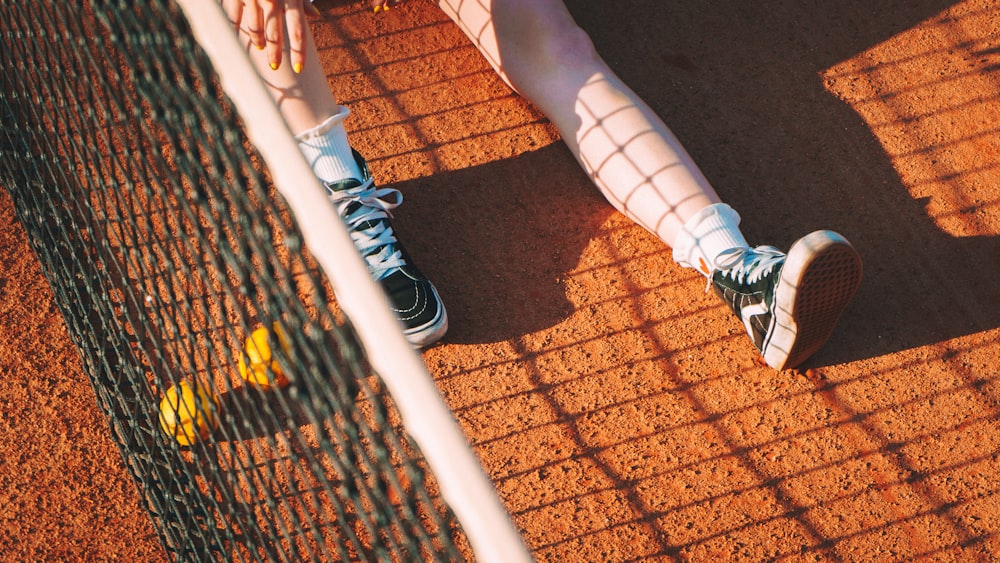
[
  {"left": 326, "top": 150, "right": 448, "bottom": 348},
  {"left": 711, "top": 230, "right": 862, "bottom": 370}
]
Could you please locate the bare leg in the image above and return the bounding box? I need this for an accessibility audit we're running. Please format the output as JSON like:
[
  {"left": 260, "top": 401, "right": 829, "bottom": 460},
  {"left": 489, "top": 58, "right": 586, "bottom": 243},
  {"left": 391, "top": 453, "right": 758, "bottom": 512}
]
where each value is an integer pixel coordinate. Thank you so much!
[
  {"left": 234, "top": 13, "right": 366, "bottom": 185},
  {"left": 230, "top": 9, "right": 449, "bottom": 347},
  {"left": 237, "top": 14, "right": 339, "bottom": 134},
  {"left": 432, "top": 0, "right": 864, "bottom": 371},
  {"left": 436, "top": 0, "right": 723, "bottom": 248}
]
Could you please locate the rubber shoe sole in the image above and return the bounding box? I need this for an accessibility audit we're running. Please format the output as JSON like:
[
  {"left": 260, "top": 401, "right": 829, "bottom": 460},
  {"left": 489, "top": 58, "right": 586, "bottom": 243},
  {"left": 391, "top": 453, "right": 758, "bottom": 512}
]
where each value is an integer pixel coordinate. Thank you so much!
[
  {"left": 762, "top": 230, "right": 863, "bottom": 370},
  {"left": 401, "top": 284, "right": 449, "bottom": 348}
]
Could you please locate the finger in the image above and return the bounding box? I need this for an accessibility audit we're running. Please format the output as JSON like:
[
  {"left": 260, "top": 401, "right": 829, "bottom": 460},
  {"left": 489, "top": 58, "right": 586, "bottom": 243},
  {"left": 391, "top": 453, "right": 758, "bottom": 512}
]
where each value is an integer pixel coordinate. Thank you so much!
[
  {"left": 285, "top": 1, "right": 307, "bottom": 73},
  {"left": 263, "top": 1, "right": 284, "bottom": 70},
  {"left": 245, "top": 0, "right": 266, "bottom": 50},
  {"left": 222, "top": 0, "right": 244, "bottom": 29}
]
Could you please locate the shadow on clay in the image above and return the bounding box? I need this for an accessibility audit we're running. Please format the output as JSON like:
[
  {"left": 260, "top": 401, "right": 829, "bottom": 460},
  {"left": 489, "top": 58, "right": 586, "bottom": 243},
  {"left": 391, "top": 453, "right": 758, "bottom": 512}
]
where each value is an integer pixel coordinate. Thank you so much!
[
  {"left": 389, "top": 144, "right": 615, "bottom": 345},
  {"left": 384, "top": 0, "right": 1000, "bottom": 364}
]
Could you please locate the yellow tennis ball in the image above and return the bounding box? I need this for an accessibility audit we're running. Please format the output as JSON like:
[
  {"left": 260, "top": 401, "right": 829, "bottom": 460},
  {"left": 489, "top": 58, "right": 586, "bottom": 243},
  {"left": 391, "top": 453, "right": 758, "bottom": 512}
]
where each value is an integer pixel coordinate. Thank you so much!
[
  {"left": 238, "top": 324, "right": 291, "bottom": 390},
  {"left": 159, "top": 380, "right": 219, "bottom": 446}
]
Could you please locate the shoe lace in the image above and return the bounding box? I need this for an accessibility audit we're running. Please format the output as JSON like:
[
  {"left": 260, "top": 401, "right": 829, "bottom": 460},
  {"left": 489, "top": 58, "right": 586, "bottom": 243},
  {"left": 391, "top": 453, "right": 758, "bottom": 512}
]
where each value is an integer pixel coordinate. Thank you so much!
[
  {"left": 707, "top": 245, "right": 785, "bottom": 291},
  {"left": 327, "top": 177, "right": 406, "bottom": 281}
]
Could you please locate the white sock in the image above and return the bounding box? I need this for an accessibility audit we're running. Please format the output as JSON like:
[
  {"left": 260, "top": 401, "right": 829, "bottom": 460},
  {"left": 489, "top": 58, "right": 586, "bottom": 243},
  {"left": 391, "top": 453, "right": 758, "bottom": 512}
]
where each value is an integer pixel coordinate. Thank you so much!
[
  {"left": 295, "top": 105, "right": 364, "bottom": 184},
  {"left": 671, "top": 203, "right": 749, "bottom": 276}
]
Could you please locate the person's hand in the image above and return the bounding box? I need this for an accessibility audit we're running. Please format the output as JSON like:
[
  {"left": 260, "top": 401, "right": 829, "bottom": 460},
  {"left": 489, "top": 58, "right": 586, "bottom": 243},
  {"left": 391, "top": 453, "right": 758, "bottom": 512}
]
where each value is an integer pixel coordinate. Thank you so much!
[
  {"left": 223, "top": 0, "right": 319, "bottom": 72},
  {"left": 372, "top": 0, "right": 405, "bottom": 13}
]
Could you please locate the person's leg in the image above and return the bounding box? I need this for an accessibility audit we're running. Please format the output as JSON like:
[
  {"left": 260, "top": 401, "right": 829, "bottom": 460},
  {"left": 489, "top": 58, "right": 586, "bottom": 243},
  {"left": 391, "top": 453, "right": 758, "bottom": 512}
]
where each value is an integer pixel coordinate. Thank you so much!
[
  {"left": 437, "top": 0, "right": 729, "bottom": 254},
  {"left": 436, "top": 0, "right": 862, "bottom": 369},
  {"left": 238, "top": 14, "right": 364, "bottom": 183},
  {"left": 236, "top": 12, "right": 449, "bottom": 347}
]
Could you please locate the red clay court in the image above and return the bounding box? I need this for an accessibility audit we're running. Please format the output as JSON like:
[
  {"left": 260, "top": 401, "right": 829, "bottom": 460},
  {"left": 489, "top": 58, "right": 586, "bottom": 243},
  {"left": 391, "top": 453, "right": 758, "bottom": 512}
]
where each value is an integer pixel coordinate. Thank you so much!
[{"left": 3, "top": 1, "right": 1000, "bottom": 560}]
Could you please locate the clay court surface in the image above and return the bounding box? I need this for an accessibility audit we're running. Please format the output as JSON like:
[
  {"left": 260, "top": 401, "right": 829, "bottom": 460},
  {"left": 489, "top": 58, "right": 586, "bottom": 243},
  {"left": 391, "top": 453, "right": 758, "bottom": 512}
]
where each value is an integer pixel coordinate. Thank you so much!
[{"left": 4, "top": 0, "right": 1000, "bottom": 560}]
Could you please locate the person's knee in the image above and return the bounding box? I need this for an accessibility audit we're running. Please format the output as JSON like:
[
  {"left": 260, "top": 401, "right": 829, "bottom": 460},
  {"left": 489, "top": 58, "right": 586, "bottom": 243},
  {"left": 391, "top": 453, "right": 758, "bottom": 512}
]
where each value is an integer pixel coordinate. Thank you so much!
[
  {"left": 497, "top": 17, "right": 600, "bottom": 91},
  {"left": 546, "top": 24, "right": 599, "bottom": 71}
]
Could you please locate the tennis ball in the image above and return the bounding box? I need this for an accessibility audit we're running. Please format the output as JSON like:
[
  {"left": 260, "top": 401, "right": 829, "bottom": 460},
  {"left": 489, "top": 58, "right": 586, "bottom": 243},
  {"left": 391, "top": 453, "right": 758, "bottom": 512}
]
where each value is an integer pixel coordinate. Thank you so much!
[
  {"left": 159, "top": 380, "right": 219, "bottom": 446},
  {"left": 238, "top": 324, "right": 291, "bottom": 390}
]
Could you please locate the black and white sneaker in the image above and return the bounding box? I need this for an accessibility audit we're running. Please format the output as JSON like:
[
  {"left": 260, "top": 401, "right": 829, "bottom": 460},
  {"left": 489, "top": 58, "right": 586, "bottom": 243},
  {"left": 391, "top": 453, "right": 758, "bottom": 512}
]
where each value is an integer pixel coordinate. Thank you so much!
[
  {"left": 711, "top": 230, "right": 862, "bottom": 370},
  {"left": 326, "top": 151, "right": 448, "bottom": 348}
]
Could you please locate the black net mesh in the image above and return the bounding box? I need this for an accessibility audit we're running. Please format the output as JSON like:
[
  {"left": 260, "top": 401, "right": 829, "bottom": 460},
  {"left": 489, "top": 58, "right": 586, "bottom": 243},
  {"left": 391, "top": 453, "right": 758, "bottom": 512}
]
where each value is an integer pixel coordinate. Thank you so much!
[{"left": 0, "top": 1, "right": 469, "bottom": 560}]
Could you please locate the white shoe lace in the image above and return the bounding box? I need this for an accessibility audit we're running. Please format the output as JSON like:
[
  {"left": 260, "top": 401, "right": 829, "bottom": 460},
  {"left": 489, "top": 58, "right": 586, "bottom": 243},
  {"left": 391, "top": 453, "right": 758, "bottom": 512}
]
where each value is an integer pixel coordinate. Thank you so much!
[
  {"left": 708, "top": 245, "right": 785, "bottom": 291},
  {"left": 327, "top": 177, "right": 407, "bottom": 281}
]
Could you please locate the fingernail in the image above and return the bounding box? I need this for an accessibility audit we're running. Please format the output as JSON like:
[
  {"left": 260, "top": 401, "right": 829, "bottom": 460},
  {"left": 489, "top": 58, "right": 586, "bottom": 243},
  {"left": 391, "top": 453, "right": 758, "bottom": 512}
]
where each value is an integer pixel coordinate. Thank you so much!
[
  {"left": 373, "top": 5, "right": 382, "bottom": 13},
  {"left": 269, "top": 61, "right": 279, "bottom": 70},
  {"left": 292, "top": 62, "right": 303, "bottom": 74}
]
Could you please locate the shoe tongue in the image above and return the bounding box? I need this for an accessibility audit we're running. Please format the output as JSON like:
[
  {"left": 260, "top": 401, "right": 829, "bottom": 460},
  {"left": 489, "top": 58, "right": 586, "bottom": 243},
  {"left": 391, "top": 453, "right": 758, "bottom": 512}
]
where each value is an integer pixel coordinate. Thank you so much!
[
  {"left": 324, "top": 177, "right": 370, "bottom": 218},
  {"left": 325, "top": 176, "right": 364, "bottom": 193}
]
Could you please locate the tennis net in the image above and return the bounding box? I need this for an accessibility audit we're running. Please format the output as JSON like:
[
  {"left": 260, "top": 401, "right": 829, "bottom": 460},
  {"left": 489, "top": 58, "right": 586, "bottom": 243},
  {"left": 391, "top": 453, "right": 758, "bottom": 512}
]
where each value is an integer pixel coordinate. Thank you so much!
[{"left": 0, "top": 1, "right": 526, "bottom": 560}]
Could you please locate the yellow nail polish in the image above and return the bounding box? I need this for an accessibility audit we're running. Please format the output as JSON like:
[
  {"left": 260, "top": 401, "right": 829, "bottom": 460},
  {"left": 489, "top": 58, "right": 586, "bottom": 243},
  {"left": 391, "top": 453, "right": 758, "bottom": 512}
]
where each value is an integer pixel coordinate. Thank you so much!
[
  {"left": 269, "top": 61, "right": 279, "bottom": 70},
  {"left": 292, "top": 62, "right": 303, "bottom": 74},
  {"left": 374, "top": 5, "right": 382, "bottom": 13}
]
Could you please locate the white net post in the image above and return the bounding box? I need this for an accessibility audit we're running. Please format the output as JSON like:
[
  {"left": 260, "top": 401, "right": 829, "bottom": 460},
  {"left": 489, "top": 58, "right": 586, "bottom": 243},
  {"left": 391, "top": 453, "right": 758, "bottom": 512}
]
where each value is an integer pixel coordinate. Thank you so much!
[{"left": 174, "top": 2, "right": 532, "bottom": 561}]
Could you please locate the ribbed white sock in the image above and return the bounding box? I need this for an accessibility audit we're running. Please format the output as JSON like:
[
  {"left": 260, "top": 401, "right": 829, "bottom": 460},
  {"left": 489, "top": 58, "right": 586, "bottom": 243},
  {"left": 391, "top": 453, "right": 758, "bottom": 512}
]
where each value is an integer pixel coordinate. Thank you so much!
[
  {"left": 295, "top": 105, "right": 364, "bottom": 184},
  {"left": 671, "top": 203, "right": 749, "bottom": 276}
]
